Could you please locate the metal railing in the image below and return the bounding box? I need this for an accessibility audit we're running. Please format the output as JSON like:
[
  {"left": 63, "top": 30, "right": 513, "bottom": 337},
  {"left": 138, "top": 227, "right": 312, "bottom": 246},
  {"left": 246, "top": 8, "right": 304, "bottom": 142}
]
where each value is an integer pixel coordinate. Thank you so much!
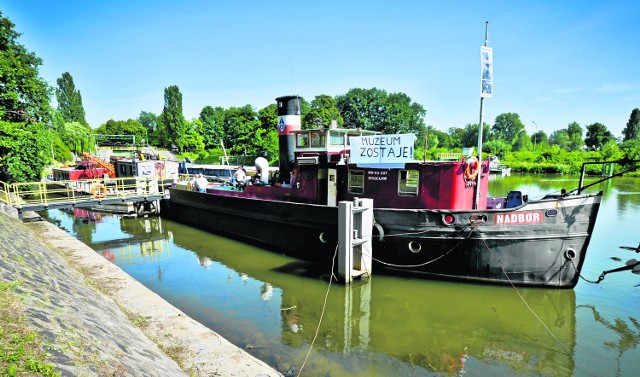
[{"left": 0, "top": 177, "right": 166, "bottom": 211}]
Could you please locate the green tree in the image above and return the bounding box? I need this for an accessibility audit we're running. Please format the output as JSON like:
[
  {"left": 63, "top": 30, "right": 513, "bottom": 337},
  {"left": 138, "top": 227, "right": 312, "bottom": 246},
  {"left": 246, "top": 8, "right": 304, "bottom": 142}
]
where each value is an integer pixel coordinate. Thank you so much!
[
  {"left": 160, "top": 85, "right": 187, "bottom": 152},
  {"left": 223, "top": 105, "right": 261, "bottom": 155},
  {"left": 0, "top": 121, "right": 52, "bottom": 182},
  {"left": 256, "top": 103, "right": 279, "bottom": 159},
  {"left": 549, "top": 130, "right": 571, "bottom": 150},
  {"left": 60, "top": 121, "right": 94, "bottom": 154},
  {"left": 447, "top": 127, "right": 465, "bottom": 149},
  {"left": 303, "top": 94, "right": 343, "bottom": 129},
  {"left": 492, "top": 113, "right": 525, "bottom": 145},
  {"left": 138, "top": 111, "right": 165, "bottom": 146},
  {"left": 512, "top": 130, "right": 533, "bottom": 151},
  {"left": 460, "top": 123, "right": 490, "bottom": 149},
  {"left": 200, "top": 105, "right": 225, "bottom": 149},
  {"left": 335, "top": 88, "right": 425, "bottom": 136},
  {"left": 56, "top": 72, "right": 88, "bottom": 127},
  {"left": 585, "top": 122, "right": 614, "bottom": 150},
  {"left": 94, "top": 119, "right": 148, "bottom": 146},
  {"left": 425, "top": 126, "right": 450, "bottom": 149},
  {"left": 483, "top": 139, "right": 511, "bottom": 158},
  {"left": 0, "top": 12, "right": 52, "bottom": 123},
  {"left": 566, "top": 122, "right": 584, "bottom": 151},
  {"left": 530, "top": 130, "right": 548, "bottom": 150},
  {"left": 622, "top": 108, "right": 640, "bottom": 142},
  {"left": 181, "top": 118, "right": 205, "bottom": 153}
]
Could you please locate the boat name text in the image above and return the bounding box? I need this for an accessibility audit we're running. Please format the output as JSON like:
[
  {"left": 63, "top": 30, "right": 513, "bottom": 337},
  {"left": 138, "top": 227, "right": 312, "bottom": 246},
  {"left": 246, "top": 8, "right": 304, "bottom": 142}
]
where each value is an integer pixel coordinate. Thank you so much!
[{"left": 494, "top": 211, "right": 543, "bottom": 225}]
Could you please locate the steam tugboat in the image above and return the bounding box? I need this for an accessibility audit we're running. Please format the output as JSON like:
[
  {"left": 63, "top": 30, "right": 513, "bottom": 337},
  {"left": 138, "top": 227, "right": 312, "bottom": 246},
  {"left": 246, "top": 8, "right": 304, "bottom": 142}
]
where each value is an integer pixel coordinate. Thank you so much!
[{"left": 162, "top": 95, "right": 603, "bottom": 288}]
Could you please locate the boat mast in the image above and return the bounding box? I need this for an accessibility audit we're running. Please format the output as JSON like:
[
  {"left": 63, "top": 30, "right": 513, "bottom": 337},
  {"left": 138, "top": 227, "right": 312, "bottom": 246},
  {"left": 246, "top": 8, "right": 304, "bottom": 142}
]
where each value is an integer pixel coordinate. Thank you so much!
[{"left": 475, "top": 21, "right": 491, "bottom": 209}]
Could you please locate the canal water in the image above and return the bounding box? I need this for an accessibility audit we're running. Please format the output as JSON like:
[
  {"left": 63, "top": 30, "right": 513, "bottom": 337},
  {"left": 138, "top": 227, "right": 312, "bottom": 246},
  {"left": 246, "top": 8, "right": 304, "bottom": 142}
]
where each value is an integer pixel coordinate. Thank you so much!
[{"left": 41, "top": 174, "right": 640, "bottom": 376}]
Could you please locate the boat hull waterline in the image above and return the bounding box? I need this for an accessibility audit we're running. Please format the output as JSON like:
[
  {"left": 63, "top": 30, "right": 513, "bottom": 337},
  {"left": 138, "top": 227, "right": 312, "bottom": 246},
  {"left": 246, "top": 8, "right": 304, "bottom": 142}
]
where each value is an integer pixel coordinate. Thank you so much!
[{"left": 162, "top": 188, "right": 601, "bottom": 288}]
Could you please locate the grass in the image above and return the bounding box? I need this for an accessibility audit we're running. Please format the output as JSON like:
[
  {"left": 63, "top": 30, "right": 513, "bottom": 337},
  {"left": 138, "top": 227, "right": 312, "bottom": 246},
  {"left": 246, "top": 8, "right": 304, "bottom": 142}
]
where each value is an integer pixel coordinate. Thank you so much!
[{"left": 0, "top": 281, "right": 60, "bottom": 377}]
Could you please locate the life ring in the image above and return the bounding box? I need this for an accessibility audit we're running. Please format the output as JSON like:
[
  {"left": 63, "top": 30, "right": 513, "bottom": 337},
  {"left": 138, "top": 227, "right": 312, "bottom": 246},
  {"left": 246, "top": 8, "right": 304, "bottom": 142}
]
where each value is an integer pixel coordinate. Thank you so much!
[
  {"left": 464, "top": 156, "right": 479, "bottom": 180},
  {"left": 91, "top": 184, "right": 106, "bottom": 199}
]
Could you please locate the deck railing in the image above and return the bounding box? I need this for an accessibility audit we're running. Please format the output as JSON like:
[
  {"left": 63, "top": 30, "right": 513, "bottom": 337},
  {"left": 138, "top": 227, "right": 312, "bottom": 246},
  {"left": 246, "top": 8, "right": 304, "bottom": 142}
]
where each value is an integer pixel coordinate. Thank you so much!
[{"left": 0, "top": 177, "right": 166, "bottom": 210}]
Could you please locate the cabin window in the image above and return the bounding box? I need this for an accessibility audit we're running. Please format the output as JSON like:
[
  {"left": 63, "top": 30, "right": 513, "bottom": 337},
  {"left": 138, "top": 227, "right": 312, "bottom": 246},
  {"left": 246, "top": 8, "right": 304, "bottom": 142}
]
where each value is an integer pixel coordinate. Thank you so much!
[
  {"left": 398, "top": 170, "right": 419, "bottom": 196},
  {"left": 310, "top": 132, "right": 325, "bottom": 147},
  {"left": 348, "top": 170, "right": 364, "bottom": 194},
  {"left": 330, "top": 133, "right": 344, "bottom": 146},
  {"left": 296, "top": 133, "right": 309, "bottom": 147},
  {"left": 119, "top": 165, "right": 127, "bottom": 175}
]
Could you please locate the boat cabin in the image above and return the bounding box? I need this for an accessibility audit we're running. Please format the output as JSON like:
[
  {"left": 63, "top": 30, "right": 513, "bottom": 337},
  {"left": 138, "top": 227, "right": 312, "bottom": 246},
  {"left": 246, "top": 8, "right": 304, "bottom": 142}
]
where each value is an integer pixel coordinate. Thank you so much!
[{"left": 230, "top": 127, "right": 488, "bottom": 211}]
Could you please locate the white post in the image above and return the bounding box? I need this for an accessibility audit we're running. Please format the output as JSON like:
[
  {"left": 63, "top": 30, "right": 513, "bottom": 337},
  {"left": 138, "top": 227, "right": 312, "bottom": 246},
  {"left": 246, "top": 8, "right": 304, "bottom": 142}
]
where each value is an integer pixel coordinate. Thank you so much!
[{"left": 338, "top": 198, "right": 373, "bottom": 283}]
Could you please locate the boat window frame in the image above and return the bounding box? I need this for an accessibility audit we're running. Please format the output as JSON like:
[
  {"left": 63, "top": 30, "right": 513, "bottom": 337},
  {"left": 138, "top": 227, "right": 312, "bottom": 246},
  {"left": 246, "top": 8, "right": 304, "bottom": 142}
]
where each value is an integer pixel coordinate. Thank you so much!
[
  {"left": 310, "top": 132, "right": 325, "bottom": 148},
  {"left": 398, "top": 169, "right": 419, "bottom": 196},
  {"left": 296, "top": 132, "right": 309, "bottom": 148},
  {"left": 348, "top": 169, "right": 365, "bottom": 194}
]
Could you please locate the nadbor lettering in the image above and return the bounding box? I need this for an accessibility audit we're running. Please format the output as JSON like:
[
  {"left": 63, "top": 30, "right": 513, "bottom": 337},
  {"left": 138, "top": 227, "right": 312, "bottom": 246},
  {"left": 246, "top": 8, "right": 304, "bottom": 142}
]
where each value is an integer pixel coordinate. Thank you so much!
[{"left": 494, "top": 211, "right": 543, "bottom": 225}]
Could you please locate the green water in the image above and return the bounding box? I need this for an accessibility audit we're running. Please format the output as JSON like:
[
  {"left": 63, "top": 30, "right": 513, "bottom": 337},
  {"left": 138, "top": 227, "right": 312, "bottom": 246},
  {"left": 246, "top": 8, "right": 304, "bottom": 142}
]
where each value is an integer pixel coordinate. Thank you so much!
[{"left": 41, "top": 173, "right": 640, "bottom": 376}]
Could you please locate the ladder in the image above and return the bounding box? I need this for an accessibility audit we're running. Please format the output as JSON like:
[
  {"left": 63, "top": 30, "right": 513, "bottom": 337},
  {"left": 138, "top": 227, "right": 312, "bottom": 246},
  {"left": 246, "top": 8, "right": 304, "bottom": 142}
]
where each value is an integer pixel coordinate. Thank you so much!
[{"left": 81, "top": 153, "right": 116, "bottom": 178}]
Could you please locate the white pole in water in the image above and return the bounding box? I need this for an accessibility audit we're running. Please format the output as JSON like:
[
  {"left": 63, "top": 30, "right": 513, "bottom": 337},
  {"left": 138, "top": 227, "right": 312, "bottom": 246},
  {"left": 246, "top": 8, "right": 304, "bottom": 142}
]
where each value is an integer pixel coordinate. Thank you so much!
[{"left": 475, "top": 21, "right": 491, "bottom": 209}]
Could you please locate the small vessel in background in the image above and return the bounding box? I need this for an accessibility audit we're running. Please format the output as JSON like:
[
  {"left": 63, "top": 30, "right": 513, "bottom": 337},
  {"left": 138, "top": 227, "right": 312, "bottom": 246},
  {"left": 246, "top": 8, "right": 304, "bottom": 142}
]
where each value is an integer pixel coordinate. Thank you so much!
[{"left": 489, "top": 156, "right": 511, "bottom": 176}]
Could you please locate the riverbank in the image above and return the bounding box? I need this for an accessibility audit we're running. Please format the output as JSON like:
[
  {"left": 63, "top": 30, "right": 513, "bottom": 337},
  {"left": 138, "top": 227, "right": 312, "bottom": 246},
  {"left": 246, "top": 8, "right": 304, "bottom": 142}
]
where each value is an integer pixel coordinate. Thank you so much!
[{"left": 0, "top": 205, "right": 281, "bottom": 376}]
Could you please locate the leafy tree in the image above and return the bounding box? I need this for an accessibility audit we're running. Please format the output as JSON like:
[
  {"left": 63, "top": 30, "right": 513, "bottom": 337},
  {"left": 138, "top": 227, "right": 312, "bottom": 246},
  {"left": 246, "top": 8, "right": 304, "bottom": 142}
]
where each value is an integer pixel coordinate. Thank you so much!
[
  {"left": 447, "top": 127, "right": 465, "bottom": 149},
  {"left": 160, "top": 85, "right": 187, "bottom": 152},
  {"left": 460, "top": 123, "right": 490, "bottom": 149},
  {"left": 181, "top": 118, "right": 205, "bottom": 153},
  {"left": 223, "top": 105, "right": 261, "bottom": 155},
  {"left": 530, "top": 130, "right": 548, "bottom": 150},
  {"left": 303, "top": 94, "right": 343, "bottom": 129},
  {"left": 620, "top": 139, "right": 640, "bottom": 161},
  {"left": 425, "top": 126, "right": 450, "bottom": 149},
  {"left": 335, "top": 88, "right": 425, "bottom": 136},
  {"left": 492, "top": 113, "right": 525, "bottom": 145},
  {"left": 566, "top": 122, "right": 584, "bottom": 151},
  {"left": 94, "top": 119, "right": 148, "bottom": 146},
  {"left": 483, "top": 139, "right": 511, "bottom": 158},
  {"left": 56, "top": 72, "right": 88, "bottom": 127},
  {"left": 200, "top": 105, "right": 225, "bottom": 149},
  {"left": 59, "top": 121, "right": 94, "bottom": 154},
  {"left": 138, "top": 111, "right": 166, "bottom": 146},
  {"left": 512, "top": 130, "right": 533, "bottom": 151},
  {"left": 585, "top": 122, "right": 614, "bottom": 150},
  {"left": 0, "top": 12, "right": 52, "bottom": 123},
  {"left": 0, "top": 121, "right": 52, "bottom": 182},
  {"left": 622, "top": 108, "right": 640, "bottom": 142},
  {"left": 549, "top": 130, "right": 571, "bottom": 150}
]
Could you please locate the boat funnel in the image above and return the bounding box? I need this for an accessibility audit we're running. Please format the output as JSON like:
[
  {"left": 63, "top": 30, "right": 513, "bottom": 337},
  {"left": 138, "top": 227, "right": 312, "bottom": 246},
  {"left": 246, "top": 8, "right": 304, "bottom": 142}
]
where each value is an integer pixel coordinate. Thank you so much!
[{"left": 275, "top": 95, "right": 301, "bottom": 183}]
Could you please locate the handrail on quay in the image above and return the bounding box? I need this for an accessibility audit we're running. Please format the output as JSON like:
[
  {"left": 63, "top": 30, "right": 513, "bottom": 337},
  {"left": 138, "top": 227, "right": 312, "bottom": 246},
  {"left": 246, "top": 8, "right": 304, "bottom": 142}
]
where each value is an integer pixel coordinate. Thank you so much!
[{"left": 0, "top": 177, "right": 168, "bottom": 213}]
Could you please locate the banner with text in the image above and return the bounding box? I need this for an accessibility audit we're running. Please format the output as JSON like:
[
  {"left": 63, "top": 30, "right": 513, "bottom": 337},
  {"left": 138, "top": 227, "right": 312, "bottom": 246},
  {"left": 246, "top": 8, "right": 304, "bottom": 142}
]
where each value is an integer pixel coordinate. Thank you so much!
[{"left": 349, "top": 134, "right": 416, "bottom": 165}]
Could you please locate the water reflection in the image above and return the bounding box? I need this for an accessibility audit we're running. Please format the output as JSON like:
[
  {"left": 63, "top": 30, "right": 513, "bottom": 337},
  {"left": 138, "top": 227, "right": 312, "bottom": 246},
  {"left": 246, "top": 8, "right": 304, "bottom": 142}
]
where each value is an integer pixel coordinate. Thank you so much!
[
  {"left": 578, "top": 304, "right": 640, "bottom": 376},
  {"left": 38, "top": 173, "right": 640, "bottom": 376}
]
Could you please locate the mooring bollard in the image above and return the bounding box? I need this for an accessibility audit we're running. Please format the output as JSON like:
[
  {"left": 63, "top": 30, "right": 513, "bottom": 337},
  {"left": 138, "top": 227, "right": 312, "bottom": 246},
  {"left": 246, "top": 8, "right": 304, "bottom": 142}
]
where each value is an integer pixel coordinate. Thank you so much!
[{"left": 338, "top": 198, "right": 373, "bottom": 283}]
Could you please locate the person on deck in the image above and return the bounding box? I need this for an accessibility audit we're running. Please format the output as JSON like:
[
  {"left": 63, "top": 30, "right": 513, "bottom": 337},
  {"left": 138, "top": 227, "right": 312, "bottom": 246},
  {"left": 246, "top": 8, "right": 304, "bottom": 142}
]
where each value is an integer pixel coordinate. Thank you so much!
[
  {"left": 234, "top": 166, "right": 246, "bottom": 189},
  {"left": 197, "top": 174, "right": 208, "bottom": 193}
]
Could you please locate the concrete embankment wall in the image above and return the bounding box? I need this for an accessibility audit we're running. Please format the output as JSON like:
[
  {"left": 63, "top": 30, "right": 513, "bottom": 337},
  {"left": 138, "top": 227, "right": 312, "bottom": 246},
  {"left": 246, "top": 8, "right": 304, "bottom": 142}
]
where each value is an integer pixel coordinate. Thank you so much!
[{"left": 0, "top": 204, "right": 280, "bottom": 377}]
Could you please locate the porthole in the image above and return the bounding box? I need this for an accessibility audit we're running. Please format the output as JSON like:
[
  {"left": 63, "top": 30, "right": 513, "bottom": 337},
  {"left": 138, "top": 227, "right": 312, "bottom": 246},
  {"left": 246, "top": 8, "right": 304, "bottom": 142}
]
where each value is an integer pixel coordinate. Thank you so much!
[{"left": 408, "top": 241, "right": 422, "bottom": 253}]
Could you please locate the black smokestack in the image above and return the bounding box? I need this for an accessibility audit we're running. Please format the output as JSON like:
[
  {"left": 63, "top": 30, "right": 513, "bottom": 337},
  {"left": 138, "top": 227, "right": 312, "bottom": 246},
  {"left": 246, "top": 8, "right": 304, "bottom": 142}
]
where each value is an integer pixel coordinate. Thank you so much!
[{"left": 275, "top": 95, "right": 301, "bottom": 183}]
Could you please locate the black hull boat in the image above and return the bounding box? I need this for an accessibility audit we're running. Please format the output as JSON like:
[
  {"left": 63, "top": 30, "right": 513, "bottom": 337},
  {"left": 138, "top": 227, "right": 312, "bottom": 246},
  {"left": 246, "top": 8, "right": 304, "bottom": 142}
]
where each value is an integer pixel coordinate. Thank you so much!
[
  {"left": 161, "top": 95, "right": 607, "bottom": 288},
  {"left": 162, "top": 185, "right": 601, "bottom": 288},
  {"left": 161, "top": 95, "right": 612, "bottom": 288}
]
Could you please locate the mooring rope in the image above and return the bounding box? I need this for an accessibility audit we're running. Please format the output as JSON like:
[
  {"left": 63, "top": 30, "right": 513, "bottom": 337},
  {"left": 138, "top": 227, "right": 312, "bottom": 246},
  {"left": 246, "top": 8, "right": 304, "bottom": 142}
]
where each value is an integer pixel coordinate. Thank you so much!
[
  {"left": 296, "top": 245, "right": 338, "bottom": 377},
  {"left": 363, "top": 226, "right": 476, "bottom": 269},
  {"left": 478, "top": 236, "right": 574, "bottom": 357}
]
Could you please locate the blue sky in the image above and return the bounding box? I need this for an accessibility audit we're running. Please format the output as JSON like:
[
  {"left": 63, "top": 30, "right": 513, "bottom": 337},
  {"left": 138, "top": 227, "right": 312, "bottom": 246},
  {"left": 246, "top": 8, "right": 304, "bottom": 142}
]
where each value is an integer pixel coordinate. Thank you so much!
[{"left": 4, "top": 1, "right": 640, "bottom": 137}]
